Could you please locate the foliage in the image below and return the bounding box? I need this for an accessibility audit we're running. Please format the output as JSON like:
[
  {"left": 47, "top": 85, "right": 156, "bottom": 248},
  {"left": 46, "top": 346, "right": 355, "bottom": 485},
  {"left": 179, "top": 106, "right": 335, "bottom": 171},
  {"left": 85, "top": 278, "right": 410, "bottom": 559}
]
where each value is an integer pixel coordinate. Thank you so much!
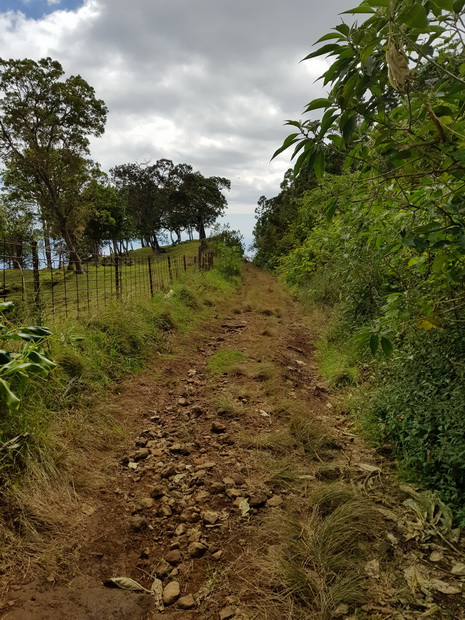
[
  {"left": 257, "top": 0, "right": 465, "bottom": 519},
  {"left": 0, "top": 57, "right": 108, "bottom": 272},
  {"left": 0, "top": 301, "right": 55, "bottom": 417}
]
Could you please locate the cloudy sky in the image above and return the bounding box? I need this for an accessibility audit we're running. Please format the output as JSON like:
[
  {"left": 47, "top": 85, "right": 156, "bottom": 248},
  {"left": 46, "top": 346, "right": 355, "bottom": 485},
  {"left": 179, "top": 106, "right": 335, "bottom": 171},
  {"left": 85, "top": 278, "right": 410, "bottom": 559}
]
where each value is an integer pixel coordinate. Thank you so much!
[{"left": 0, "top": 0, "right": 354, "bottom": 246}]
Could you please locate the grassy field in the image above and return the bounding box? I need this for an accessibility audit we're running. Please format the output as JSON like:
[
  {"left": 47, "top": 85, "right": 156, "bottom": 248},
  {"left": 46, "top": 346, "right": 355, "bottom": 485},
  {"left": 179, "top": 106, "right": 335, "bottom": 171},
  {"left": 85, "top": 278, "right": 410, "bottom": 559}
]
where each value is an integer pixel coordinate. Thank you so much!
[{"left": 0, "top": 240, "right": 202, "bottom": 320}]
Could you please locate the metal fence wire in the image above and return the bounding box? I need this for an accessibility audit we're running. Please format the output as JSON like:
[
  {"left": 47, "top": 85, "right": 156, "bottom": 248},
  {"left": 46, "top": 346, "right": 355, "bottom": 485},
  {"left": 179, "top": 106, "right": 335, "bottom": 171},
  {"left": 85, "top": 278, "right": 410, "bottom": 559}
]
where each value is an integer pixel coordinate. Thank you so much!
[{"left": 0, "top": 240, "right": 214, "bottom": 319}]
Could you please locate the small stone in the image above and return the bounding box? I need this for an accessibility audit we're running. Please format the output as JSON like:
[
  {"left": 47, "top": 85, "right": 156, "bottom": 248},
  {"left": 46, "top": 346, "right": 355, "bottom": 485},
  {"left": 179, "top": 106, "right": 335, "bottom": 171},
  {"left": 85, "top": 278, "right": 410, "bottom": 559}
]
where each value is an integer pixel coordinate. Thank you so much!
[
  {"left": 231, "top": 473, "right": 246, "bottom": 485},
  {"left": 139, "top": 497, "right": 155, "bottom": 509},
  {"left": 165, "top": 549, "right": 182, "bottom": 565},
  {"left": 155, "top": 559, "right": 171, "bottom": 578},
  {"left": 203, "top": 511, "right": 219, "bottom": 525},
  {"left": 211, "top": 421, "right": 226, "bottom": 434},
  {"left": 163, "top": 581, "right": 180, "bottom": 605},
  {"left": 451, "top": 562, "right": 465, "bottom": 575},
  {"left": 249, "top": 493, "right": 267, "bottom": 508},
  {"left": 157, "top": 504, "right": 173, "bottom": 518},
  {"left": 129, "top": 515, "right": 148, "bottom": 532},
  {"left": 133, "top": 448, "right": 150, "bottom": 461},
  {"left": 219, "top": 606, "right": 236, "bottom": 620},
  {"left": 267, "top": 495, "right": 283, "bottom": 507},
  {"left": 430, "top": 550, "right": 444, "bottom": 562},
  {"left": 175, "top": 524, "right": 186, "bottom": 536},
  {"left": 170, "top": 443, "right": 182, "bottom": 453},
  {"left": 178, "top": 398, "right": 189, "bottom": 407},
  {"left": 223, "top": 477, "right": 236, "bottom": 487},
  {"left": 161, "top": 465, "right": 177, "bottom": 479},
  {"left": 226, "top": 488, "right": 243, "bottom": 499},
  {"left": 188, "top": 542, "right": 207, "bottom": 558},
  {"left": 210, "top": 482, "right": 226, "bottom": 494},
  {"left": 196, "top": 461, "right": 216, "bottom": 470},
  {"left": 177, "top": 594, "right": 196, "bottom": 610},
  {"left": 151, "top": 485, "right": 167, "bottom": 498}
]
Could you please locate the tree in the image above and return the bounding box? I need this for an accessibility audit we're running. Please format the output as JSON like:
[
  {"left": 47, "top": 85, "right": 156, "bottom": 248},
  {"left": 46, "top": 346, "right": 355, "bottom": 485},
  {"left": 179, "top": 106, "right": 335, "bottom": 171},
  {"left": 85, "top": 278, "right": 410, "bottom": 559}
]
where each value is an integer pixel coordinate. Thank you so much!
[
  {"left": 0, "top": 57, "right": 108, "bottom": 273},
  {"left": 177, "top": 172, "right": 230, "bottom": 240},
  {"left": 110, "top": 161, "right": 170, "bottom": 254}
]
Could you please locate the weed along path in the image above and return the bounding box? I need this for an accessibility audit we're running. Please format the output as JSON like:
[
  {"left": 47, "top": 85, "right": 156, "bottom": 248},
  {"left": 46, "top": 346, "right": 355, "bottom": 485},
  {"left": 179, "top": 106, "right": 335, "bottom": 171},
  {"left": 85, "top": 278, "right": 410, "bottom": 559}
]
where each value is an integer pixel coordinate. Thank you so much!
[{"left": 2, "top": 264, "right": 465, "bottom": 619}]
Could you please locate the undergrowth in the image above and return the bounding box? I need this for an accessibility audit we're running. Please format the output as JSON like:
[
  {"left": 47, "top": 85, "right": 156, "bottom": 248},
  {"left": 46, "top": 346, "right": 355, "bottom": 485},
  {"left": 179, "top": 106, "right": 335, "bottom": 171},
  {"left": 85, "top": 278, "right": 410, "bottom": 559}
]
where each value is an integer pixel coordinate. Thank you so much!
[{"left": 0, "top": 261, "right": 242, "bottom": 552}]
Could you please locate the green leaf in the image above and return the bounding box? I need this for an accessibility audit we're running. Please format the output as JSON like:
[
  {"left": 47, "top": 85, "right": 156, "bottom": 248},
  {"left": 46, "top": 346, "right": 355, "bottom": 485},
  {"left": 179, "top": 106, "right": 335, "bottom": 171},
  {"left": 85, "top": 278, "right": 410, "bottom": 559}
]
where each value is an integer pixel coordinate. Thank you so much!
[
  {"left": 304, "top": 98, "right": 331, "bottom": 112},
  {"left": 0, "top": 378, "right": 20, "bottom": 411},
  {"left": 366, "top": 0, "right": 389, "bottom": 5},
  {"left": 341, "top": 6, "right": 375, "bottom": 14},
  {"left": 370, "top": 334, "right": 379, "bottom": 355},
  {"left": 0, "top": 302, "right": 14, "bottom": 314},
  {"left": 325, "top": 200, "right": 337, "bottom": 222},
  {"left": 314, "top": 150, "right": 325, "bottom": 181},
  {"left": 302, "top": 44, "right": 341, "bottom": 61},
  {"left": 314, "top": 32, "right": 344, "bottom": 43},
  {"left": 453, "top": 0, "right": 465, "bottom": 11},
  {"left": 380, "top": 336, "right": 393, "bottom": 356},
  {"left": 432, "top": 0, "right": 455, "bottom": 10},
  {"left": 271, "top": 133, "right": 300, "bottom": 160},
  {"left": 398, "top": 4, "right": 429, "bottom": 28}
]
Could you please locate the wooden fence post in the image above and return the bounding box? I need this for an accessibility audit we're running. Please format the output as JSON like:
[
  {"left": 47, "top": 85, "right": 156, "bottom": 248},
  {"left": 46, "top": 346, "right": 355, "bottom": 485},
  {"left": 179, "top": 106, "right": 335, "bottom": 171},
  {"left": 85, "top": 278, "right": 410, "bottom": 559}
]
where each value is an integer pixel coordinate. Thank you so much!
[
  {"left": 32, "top": 241, "right": 41, "bottom": 315},
  {"left": 115, "top": 253, "right": 121, "bottom": 298},
  {"left": 147, "top": 256, "right": 154, "bottom": 296}
]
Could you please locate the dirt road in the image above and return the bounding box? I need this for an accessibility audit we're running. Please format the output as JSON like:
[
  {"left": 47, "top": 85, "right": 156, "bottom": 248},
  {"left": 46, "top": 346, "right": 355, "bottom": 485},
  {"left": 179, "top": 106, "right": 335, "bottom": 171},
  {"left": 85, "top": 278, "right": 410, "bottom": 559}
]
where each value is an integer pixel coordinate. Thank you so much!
[{"left": 2, "top": 265, "right": 464, "bottom": 619}]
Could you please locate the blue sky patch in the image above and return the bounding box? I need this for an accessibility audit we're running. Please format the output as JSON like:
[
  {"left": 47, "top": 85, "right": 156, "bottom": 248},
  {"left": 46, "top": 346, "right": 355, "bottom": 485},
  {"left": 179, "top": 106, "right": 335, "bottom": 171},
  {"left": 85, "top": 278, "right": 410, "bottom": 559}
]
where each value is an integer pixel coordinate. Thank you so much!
[{"left": 1, "top": 0, "right": 84, "bottom": 20}]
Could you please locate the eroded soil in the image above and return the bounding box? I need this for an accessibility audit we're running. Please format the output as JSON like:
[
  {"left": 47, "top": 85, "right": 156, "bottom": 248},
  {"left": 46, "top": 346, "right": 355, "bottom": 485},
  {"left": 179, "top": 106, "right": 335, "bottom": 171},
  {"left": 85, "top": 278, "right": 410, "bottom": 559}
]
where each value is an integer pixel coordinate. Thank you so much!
[{"left": 1, "top": 264, "right": 465, "bottom": 619}]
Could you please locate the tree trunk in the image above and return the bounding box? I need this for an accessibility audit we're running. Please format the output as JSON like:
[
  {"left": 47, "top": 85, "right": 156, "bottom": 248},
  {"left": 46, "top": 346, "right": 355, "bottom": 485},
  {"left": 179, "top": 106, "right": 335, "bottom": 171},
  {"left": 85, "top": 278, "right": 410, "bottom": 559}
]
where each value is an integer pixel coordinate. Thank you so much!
[
  {"left": 150, "top": 234, "right": 161, "bottom": 254},
  {"left": 198, "top": 221, "right": 206, "bottom": 240},
  {"left": 44, "top": 237, "right": 53, "bottom": 269},
  {"left": 63, "top": 232, "right": 85, "bottom": 274}
]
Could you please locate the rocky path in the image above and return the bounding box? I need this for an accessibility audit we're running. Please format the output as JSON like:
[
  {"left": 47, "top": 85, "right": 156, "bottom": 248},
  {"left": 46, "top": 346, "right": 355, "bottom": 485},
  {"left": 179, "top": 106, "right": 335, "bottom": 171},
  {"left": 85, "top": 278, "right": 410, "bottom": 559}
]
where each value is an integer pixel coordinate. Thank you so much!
[{"left": 2, "top": 264, "right": 465, "bottom": 619}]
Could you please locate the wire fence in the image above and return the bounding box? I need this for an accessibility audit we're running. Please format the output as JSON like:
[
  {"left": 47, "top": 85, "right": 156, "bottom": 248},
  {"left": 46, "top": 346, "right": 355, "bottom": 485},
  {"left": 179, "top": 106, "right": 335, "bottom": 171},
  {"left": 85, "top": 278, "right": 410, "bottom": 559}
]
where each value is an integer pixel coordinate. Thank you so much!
[{"left": 0, "top": 240, "right": 214, "bottom": 320}]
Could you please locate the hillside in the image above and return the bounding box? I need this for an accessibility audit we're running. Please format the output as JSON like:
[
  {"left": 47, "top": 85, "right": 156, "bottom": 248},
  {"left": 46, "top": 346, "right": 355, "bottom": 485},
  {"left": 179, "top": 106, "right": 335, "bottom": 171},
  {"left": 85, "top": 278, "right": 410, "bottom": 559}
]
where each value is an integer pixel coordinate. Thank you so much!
[{"left": 1, "top": 264, "right": 464, "bottom": 619}]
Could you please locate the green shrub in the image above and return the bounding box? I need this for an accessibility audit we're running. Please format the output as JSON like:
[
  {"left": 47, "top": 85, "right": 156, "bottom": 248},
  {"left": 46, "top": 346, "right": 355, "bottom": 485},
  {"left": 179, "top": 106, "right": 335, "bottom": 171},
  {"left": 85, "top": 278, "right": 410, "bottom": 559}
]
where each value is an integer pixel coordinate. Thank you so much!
[{"left": 364, "top": 325, "right": 465, "bottom": 524}]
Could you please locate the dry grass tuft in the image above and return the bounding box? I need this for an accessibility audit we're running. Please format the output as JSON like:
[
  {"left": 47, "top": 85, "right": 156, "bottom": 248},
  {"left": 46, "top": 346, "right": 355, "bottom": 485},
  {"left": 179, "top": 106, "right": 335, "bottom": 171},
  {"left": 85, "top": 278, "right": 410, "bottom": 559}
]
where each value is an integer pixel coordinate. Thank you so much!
[
  {"left": 239, "top": 428, "right": 296, "bottom": 454},
  {"left": 215, "top": 393, "right": 244, "bottom": 418},
  {"left": 254, "top": 483, "right": 382, "bottom": 619}
]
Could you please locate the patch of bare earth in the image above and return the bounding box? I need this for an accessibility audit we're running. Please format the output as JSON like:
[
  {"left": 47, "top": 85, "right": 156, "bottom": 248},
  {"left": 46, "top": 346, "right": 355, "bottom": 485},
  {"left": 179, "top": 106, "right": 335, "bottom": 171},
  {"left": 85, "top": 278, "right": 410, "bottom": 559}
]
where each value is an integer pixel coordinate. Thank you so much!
[{"left": 1, "top": 264, "right": 465, "bottom": 619}]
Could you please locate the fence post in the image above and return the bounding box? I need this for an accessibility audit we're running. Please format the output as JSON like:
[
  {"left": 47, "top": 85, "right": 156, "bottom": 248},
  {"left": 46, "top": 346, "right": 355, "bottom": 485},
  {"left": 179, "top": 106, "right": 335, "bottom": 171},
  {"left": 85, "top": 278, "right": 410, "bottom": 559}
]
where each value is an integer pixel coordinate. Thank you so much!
[
  {"left": 115, "top": 253, "right": 121, "bottom": 298},
  {"left": 32, "top": 241, "right": 41, "bottom": 315},
  {"left": 167, "top": 255, "right": 173, "bottom": 280},
  {"left": 147, "top": 256, "right": 154, "bottom": 296},
  {"left": 183, "top": 255, "right": 187, "bottom": 272}
]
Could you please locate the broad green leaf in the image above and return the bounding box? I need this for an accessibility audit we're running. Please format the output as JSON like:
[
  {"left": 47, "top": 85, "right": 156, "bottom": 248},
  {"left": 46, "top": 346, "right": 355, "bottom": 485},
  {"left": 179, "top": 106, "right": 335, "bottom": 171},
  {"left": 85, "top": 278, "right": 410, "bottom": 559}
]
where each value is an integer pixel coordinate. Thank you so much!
[
  {"left": 271, "top": 133, "right": 300, "bottom": 160},
  {"left": 341, "top": 6, "right": 375, "bottom": 14},
  {"left": 370, "top": 334, "right": 379, "bottom": 354},
  {"left": 304, "top": 98, "right": 331, "bottom": 112},
  {"left": 302, "top": 44, "right": 341, "bottom": 61},
  {"left": 454, "top": 0, "right": 465, "bottom": 11},
  {"left": 380, "top": 336, "right": 393, "bottom": 356},
  {"left": 398, "top": 4, "right": 429, "bottom": 28},
  {"left": 432, "top": 0, "right": 455, "bottom": 10},
  {"left": 0, "top": 302, "right": 14, "bottom": 314},
  {"left": 0, "top": 378, "right": 20, "bottom": 411},
  {"left": 314, "top": 150, "right": 325, "bottom": 181},
  {"left": 314, "top": 32, "right": 344, "bottom": 43}
]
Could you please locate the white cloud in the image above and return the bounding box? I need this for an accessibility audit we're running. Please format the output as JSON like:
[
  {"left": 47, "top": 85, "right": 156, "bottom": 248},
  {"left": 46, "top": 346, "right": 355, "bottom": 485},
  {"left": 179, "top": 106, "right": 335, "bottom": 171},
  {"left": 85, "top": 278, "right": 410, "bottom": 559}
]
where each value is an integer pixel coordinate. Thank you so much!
[{"left": 0, "top": 0, "right": 354, "bottom": 231}]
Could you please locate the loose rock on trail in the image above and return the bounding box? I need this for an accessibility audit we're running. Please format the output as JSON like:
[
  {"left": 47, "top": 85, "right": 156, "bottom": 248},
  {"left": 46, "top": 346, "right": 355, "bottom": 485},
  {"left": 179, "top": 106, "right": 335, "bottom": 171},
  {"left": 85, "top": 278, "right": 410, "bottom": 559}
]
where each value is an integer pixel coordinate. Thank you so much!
[{"left": 2, "top": 264, "right": 465, "bottom": 619}]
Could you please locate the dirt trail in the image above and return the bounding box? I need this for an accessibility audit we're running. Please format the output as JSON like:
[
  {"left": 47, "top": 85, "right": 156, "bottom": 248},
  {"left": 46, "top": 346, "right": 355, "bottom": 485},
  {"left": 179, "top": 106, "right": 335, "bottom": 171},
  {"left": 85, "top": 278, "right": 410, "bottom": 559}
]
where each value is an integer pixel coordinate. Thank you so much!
[{"left": 1, "top": 264, "right": 465, "bottom": 619}]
